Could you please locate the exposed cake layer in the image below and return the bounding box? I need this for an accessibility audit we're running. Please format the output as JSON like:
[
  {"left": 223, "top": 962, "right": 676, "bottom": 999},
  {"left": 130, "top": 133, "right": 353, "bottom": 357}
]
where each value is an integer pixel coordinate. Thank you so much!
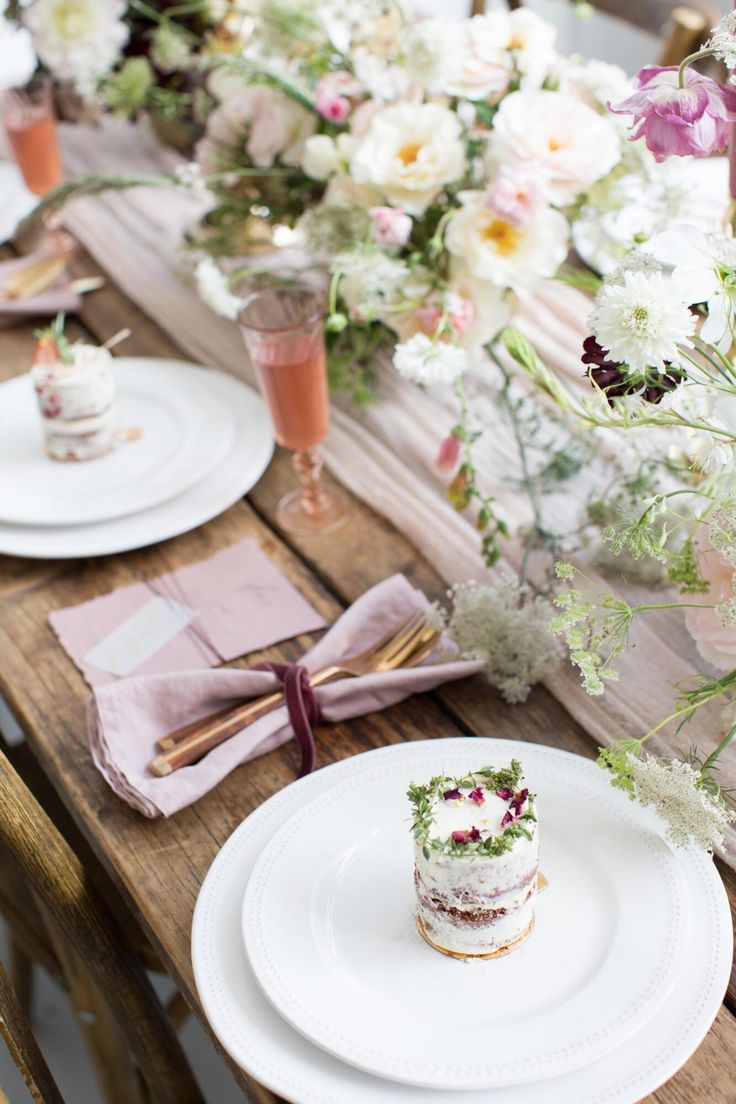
[
  {"left": 32, "top": 342, "right": 118, "bottom": 462},
  {"left": 415, "top": 839, "right": 538, "bottom": 955},
  {"left": 408, "top": 761, "right": 538, "bottom": 957}
]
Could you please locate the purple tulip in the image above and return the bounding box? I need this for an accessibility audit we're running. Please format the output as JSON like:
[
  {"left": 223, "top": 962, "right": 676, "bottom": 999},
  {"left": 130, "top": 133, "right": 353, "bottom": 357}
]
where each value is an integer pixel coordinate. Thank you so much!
[{"left": 610, "top": 66, "right": 736, "bottom": 161}]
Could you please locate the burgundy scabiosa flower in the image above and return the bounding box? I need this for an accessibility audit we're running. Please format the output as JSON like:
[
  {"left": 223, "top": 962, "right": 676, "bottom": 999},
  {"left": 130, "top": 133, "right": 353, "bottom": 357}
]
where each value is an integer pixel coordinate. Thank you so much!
[
  {"left": 468, "top": 786, "right": 485, "bottom": 805},
  {"left": 443, "top": 787, "right": 463, "bottom": 802},
  {"left": 610, "top": 66, "right": 736, "bottom": 161},
  {"left": 582, "top": 337, "right": 682, "bottom": 405}
]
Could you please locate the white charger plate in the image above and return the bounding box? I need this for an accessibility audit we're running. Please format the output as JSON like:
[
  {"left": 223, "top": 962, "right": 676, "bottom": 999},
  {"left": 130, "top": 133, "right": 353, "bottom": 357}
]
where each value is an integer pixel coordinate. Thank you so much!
[
  {"left": 242, "top": 743, "right": 690, "bottom": 1090},
  {"left": 0, "top": 366, "right": 273, "bottom": 558},
  {"left": 0, "top": 359, "right": 235, "bottom": 525},
  {"left": 192, "top": 739, "right": 732, "bottom": 1104}
]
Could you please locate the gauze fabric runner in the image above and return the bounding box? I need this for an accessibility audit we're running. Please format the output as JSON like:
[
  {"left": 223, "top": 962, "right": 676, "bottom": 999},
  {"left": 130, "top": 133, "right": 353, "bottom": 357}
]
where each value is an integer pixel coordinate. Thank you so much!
[
  {"left": 58, "top": 120, "right": 736, "bottom": 856},
  {"left": 87, "top": 574, "right": 484, "bottom": 817}
]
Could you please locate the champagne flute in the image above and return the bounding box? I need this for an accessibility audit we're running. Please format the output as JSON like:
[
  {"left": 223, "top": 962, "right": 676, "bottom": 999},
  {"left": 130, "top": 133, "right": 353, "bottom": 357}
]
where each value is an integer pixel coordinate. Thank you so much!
[
  {"left": 239, "top": 279, "right": 349, "bottom": 536},
  {"left": 1, "top": 74, "right": 63, "bottom": 196}
]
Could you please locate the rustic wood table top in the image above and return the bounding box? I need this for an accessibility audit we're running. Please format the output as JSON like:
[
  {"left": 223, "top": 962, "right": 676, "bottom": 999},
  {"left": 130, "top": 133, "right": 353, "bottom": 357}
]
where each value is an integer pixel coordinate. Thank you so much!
[{"left": 0, "top": 243, "right": 735, "bottom": 1104}]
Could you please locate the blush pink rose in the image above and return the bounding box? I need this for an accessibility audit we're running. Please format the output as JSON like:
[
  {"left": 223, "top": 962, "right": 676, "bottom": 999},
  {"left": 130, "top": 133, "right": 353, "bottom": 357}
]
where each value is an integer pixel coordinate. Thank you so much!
[
  {"left": 369, "top": 206, "right": 412, "bottom": 246},
  {"left": 685, "top": 529, "right": 736, "bottom": 671},
  {"left": 610, "top": 66, "right": 736, "bottom": 161},
  {"left": 484, "top": 167, "right": 548, "bottom": 228},
  {"left": 315, "top": 71, "right": 362, "bottom": 122}
]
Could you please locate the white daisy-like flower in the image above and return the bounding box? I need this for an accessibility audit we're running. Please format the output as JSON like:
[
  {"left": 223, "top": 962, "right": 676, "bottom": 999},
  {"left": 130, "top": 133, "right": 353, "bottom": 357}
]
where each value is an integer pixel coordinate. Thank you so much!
[
  {"left": 393, "top": 334, "right": 468, "bottom": 386},
  {"left": 174, "top": 163, "right": 209, "bottom": 195},
  {"left": 194, "top": 258, "right": 243, "bottom": 321},
  {"left": 708, "top": 11, "right": 736, "bottom": 69},
  {"left": 590, "top": 271, "right": 696, "bottom": 373},
  {"left": 24, "top": 0, "right": 129, "bottom": 96},
  {"left": 629, "top": 754, "right": 735, "bottom": 853}
]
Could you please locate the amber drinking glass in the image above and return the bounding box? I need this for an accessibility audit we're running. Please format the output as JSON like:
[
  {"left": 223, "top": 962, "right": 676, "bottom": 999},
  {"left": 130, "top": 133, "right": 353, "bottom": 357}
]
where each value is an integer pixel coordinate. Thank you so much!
[
  {"left": 239, "top": 281, "right": 349, "bottom": 536},
  {"left": 1, "top": 75, "right": 63, "bottom": 196}
]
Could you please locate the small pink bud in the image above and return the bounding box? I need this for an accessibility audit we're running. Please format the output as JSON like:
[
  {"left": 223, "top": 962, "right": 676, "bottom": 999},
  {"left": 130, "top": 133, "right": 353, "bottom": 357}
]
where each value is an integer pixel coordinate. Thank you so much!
[
  {"left": 435, "top": 435, "right": 462, "bottom": 473},
  {"left": 368, "top": 206, "right": 412, "bottom": 246}
]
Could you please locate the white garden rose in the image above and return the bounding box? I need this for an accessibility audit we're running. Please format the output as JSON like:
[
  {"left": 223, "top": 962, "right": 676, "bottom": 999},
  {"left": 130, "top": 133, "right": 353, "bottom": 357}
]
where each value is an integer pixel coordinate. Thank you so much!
[
  {"left": 445, "top": 192, "right": 569, "bottom": 297},
  {"left": 488, "top": 90, "right": 621, "bottom": 206},
  {"left": 24, "top": 0, "right": 129, "bottom": 96},
  {"left": 350, "top": 102, "right": 466, "bottom": 216},
  {"left": 557, "top": 58, "right": 632, "bottom": 116},
  {"left": 197, "top": 84, "right": 316, "bottom": 172},
  {"left": 0, "top": 14, "right": 36, "bottom": 91},
  {"left": 302, "top": 135, "right": 342, "bottom": 180}
]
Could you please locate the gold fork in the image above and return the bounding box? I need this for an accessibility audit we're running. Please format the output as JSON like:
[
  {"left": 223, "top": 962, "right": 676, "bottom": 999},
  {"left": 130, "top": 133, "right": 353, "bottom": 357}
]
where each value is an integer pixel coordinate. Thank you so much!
[{"left": 149, "top": 611, "right": 439, "bottom": 776}]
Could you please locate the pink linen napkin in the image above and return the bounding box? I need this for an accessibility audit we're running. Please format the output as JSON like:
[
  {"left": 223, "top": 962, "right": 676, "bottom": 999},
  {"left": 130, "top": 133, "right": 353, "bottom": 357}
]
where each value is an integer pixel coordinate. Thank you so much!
[
  {"left": 50, "top": 539, "right": 327, "bottom": 687},
  {"left": 87, "top": 574, "right": 484, "bottom": 817},
  {"left": 0, "top": 252, "right": 81, "bottom": 329}
]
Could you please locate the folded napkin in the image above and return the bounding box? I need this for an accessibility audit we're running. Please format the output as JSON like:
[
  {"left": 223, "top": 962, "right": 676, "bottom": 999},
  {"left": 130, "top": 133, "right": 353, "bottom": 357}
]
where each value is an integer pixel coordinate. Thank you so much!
[
  {"left": 0, "top": 251, "right": 81, "bottom": 329},
  {"left": 87, "top": 574, "right": 484, "bottom": 817},
  {"left": 51, "top": 539, "right": 327, "bottom": 687}
]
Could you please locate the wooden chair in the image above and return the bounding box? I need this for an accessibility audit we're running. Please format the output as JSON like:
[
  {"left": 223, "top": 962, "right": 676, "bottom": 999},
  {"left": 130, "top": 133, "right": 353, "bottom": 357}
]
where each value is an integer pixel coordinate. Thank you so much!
[
  {"left": 0, "top": 746, "right": 205, "bottom": 1104},
  {"left": 0, "top": 959, "right": 65, "bottom": 1104},
  {"left": 501, "top": 1, "right": 716, "bottom": 67}
]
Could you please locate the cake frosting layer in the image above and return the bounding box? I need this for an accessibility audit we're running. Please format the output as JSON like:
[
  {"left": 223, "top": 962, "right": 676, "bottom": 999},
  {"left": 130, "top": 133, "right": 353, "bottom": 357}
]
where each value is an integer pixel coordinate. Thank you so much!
[
  {"left": 32, "top": 341, "right": 118, "bottom": 462},
  {"left": 408, "top": 761, "right": 538, "bottom": 957}
]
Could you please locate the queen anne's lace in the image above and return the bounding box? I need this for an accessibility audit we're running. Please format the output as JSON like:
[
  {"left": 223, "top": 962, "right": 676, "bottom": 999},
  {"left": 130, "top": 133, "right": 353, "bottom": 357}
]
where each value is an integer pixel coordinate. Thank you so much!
[{"left": 629, "top": 755, "right": 735, "bottom": 852}]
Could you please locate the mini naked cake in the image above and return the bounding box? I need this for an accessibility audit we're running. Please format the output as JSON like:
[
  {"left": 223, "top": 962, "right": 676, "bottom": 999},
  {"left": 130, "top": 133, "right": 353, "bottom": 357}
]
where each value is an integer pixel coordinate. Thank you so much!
[
  {"left": 408, "top": 760, "right": 538, "bottom": 959},
  {"left": 31, "top": 318, "right": 117, "bottom": 462}
]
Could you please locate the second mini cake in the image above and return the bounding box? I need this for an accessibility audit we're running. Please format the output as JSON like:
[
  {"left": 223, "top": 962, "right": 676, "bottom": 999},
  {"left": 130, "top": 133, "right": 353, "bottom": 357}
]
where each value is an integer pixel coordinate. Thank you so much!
[{"left": 408, "top": 760, "right": 538, "bottom": 958}]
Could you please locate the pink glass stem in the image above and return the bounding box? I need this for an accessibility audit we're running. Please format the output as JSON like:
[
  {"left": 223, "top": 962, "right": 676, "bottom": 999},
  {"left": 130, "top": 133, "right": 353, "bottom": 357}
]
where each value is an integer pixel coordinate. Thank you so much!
[{"left": 292, "top": 448, "right": 329, "bottom": 515}]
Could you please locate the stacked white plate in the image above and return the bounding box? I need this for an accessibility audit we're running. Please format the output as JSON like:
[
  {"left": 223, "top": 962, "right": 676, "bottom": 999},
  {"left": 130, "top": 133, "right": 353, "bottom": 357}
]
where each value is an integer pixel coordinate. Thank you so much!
[
  {"left": 192, "top": 737, "right": 733, "bottom": 1104},
  {"left": 0, "top": 358, "right": 273, "bottom": 558}
]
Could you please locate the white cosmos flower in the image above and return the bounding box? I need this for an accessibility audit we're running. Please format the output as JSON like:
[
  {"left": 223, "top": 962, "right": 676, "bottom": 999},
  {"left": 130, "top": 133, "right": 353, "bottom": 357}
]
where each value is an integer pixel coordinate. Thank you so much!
[
  {"left": 0, "top": 15, "right": 36, "bottom": 91},
  {"left": 24, "top": 0, "right": 129, "bottom": 96},
  {"left": 589, "top": 270, "right": 696, "bottom": 373},
  {"left": 488, "top": 90, "right": 621, "bottom": 206},
  {"left": 195, "top": 258, "right": 243, "bottom": 321},
  {"left": 350, "top": 102, "right": 466, "bottom": 216},
  {"left": 649, "top": 224, "right": 736, "bottom": 351},
  {"left": 394, "top": 333, "right": 468, "bottom": 386},
  {"left": 445, "top": 192, "right": 569, "bottom": 297}
]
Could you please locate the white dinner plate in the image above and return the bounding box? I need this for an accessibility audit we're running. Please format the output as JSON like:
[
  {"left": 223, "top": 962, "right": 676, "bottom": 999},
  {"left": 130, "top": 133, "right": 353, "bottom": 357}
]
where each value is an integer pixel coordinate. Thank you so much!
[
  {"left": 0, "top": 365, "right": 273, "bottom": 558},
  {"left": 192, "top": 739, "right": 732, "bottom": 1104},
  {"left": 0, "top": 161, "right": 36, "bottom": 244},
  {"left": 242, "top": 743, "right": 690, "bottom": 1090},
  {"left": 0, "top": 359, "right": 235, "bottom": 525}
]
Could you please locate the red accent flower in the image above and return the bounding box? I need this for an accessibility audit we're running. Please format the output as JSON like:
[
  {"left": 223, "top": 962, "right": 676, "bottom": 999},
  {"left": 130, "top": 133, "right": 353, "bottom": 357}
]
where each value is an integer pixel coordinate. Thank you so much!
[
  {"left": 468, "top": 786, "right": 485, "bottom": 805},
  {"left": 452, "top": 827, "right": 481, "bottom": 844},
  {"left": 495, "top": 788, "right": 514, "bottom": 800},
  {"left": 582, "top": 337, "right": 682, "bottom": 405},
  {"left": 443, "top": 788, "right": 463, "bottom": 801},
  {"left": 501, "top": 788, "right": 529, "bottom": 828}
]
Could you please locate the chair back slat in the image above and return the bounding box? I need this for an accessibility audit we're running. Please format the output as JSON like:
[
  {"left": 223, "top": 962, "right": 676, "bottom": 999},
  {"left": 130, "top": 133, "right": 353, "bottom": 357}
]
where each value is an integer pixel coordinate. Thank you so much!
[
  {"left": 0, "top": 749, "right": 205, "bottom": 1104},
  {"left": 0, "top": 960, "right": 66, "bottom": 1104}
]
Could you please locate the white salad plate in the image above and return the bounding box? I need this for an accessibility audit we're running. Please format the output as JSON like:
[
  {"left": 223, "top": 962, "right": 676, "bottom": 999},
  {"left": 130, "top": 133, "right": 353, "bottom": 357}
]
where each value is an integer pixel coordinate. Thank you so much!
[
  {"left": 0, "top": 362, "right": 273, "bottom": 559},
  {"left": 0, "top": 161, "right": 36, "bottom": 244},
  {"left": 0, "top": 359, "right": 235, "bottom": 525},
  {"left": 192, "top": 739, "right": 733, "bottom": 1104},
  {"left": 242, "top": 742, "right": 690, "bottom": 1090}
]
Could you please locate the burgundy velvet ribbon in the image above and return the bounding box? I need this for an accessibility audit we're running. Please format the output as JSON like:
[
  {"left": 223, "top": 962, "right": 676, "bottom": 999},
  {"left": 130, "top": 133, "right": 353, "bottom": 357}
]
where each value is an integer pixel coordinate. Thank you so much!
[{"left": 253, "top": 662, "right": 321, "bottom": 776}]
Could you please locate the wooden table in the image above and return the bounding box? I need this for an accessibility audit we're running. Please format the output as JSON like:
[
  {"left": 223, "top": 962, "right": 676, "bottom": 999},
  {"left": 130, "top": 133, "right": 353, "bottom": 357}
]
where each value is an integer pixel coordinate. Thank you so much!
[{"left": 1, "top": 244, "right": 735, "bottom": 1104}]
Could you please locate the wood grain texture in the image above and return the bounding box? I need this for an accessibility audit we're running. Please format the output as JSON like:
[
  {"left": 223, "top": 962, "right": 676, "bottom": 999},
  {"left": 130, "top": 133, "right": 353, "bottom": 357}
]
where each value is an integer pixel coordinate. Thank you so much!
[
  {"left": 0, "top": 960, "right": 65, "bottom": 1104},
  {"left": 0, "top": 245, "right": 733, "bottom": 1103}
]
